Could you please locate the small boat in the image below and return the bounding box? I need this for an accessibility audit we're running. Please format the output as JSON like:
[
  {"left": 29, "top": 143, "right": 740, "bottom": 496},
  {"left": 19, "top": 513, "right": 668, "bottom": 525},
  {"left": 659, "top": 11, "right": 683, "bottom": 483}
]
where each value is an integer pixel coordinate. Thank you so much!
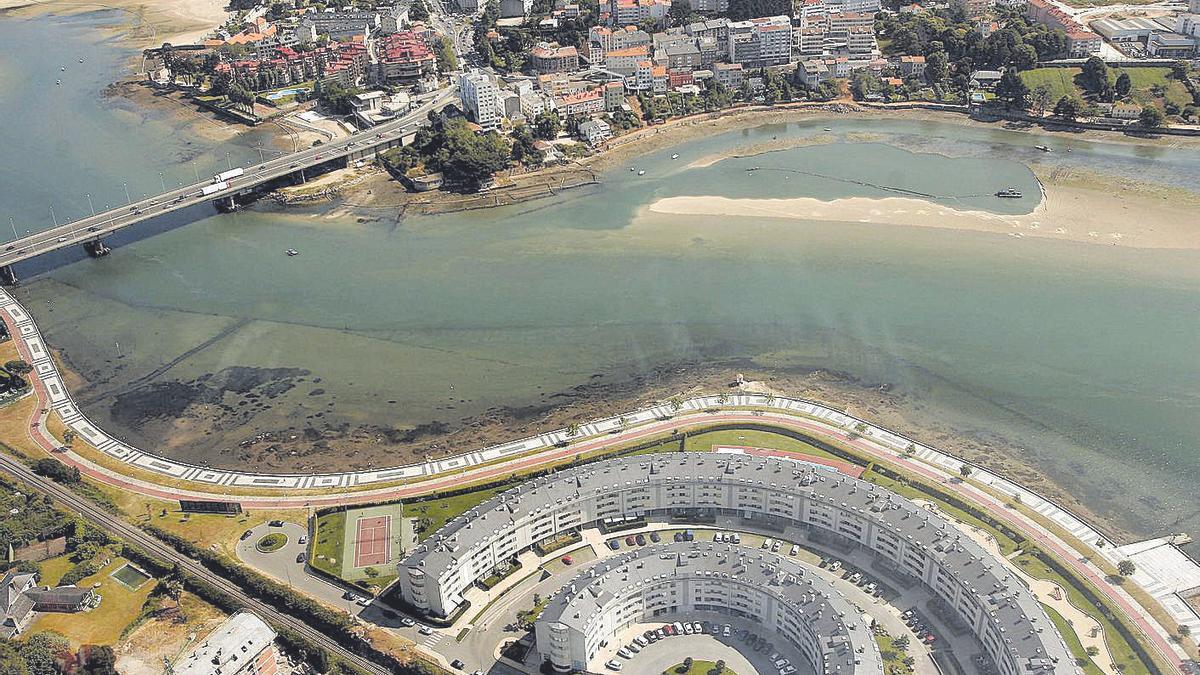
[
  {"left": 671, "top": 153, "right": 679, "bottom": 160},
  {"left": 1035, "top": 145, "right": 1052, "bottom": 153},
  {"left": 637, "top": 169, "right": 645, "bottom": 176},
  {"left": 78, "top": 58, "right": 85, "bottom": 63},
  {"left": 823, "top": 127, "right": 832, "bottom": 131},
  {"left": 56, "top": 80, "right": 61, "bottom": 85},
  {"left": 285, "top": 248, "right": 299, "bottom": 256},
  {"left": 995, "top": 188, "right": 1022, "bottom": 198},
  {"left": 60, "top": 66, "right": 66, "bottom": 72},
  {"left": 746, "top": 166, "right": 760, "bottom": 171},
  {"left": 629, "top": 167, "right": 636, "bottom": 172}
]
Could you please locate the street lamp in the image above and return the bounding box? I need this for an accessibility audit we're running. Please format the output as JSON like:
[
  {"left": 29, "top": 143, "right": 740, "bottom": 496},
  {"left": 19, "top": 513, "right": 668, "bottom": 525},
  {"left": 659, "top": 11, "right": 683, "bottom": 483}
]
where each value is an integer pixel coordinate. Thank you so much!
[
  {"left": 158, "top": 171, "right": 167, "bottom": 193},
  {"left": 9, "top": 217, "right": 17, "bottom": 241},
  {"left": 85, "top": 193, "right": 95, "bottom": 216},
  {"left": 255, "top": 145, "right": 266, "bottom": 164},
  {"left": 49, "top": 205, "right": 58, "bottom": 228},
  {"left": 225, "top": 152, "right": 233, "bottom": 171},
  {"left": 122, "top": 182, "right": 131, "bottom": 204}
]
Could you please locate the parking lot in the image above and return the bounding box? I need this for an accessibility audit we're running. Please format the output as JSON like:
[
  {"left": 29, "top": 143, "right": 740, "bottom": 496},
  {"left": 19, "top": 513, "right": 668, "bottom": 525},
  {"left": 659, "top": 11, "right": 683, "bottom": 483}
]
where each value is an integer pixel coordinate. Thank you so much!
[{"left": 598, "top": 616, "right": 811, "bottom": 675}]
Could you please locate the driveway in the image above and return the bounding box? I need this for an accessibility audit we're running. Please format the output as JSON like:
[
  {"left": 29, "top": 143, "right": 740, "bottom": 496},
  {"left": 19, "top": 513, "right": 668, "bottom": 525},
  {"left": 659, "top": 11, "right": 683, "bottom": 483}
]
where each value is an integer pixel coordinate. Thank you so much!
[{"left": 235, "top": 521, "right": 367, "bottom": 616}]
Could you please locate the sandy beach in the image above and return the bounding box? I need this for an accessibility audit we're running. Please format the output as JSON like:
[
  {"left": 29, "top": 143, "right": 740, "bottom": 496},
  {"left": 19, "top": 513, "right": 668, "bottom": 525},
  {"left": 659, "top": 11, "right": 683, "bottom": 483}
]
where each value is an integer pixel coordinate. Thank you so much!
[
  {"left": 647, "top": 181, "right": 1200, "bottom": 250},
  {"left": 0, "top": 0, "right": 227, "bottom": 46}
]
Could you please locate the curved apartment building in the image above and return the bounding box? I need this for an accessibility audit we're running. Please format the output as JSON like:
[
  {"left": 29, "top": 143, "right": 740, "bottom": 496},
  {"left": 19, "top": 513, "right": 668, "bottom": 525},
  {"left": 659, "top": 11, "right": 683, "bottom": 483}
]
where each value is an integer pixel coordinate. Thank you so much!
[
  {"left": 399, "top": 453, "right": 1075, "bottom": 675},
  {"left": 535, "top": 541, "right": 883, "bottom": 673}
]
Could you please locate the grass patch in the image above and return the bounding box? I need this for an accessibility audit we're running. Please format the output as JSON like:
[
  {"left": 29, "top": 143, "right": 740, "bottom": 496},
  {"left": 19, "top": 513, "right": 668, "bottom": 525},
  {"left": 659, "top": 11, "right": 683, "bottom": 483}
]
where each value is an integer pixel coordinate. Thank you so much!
[
  {"left": 875, "top": 632, "right": 915, "bottom": 675},
  {"left": 30, "top": 555, "right": 155, "bottom": 647},
  {"left": 1044, "top": 604, "right": 1105, "bottom": 675},
  {"left": 311, "top": 510, "right": 346, "bottom": 578},
  {"left": 662, "top": 661, "right": 737, "bottom": 675},
  {"left": 404, "top": 486, "right": 508, "bottom": 541},
  {"left": 1021, "top": 68, "right": 1082, "bottom": 103},
  {"left": 256, "top": 532, "right": 287, "bottom": 552}
]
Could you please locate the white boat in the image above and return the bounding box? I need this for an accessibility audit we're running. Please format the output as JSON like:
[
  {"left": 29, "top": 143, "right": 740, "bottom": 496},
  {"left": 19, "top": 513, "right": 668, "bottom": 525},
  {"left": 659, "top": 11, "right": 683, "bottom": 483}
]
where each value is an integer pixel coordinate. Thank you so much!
[
  {"left": 671, "top": 153, "right": 679, "bottom": 160},
  {"left": 285, "top": 248, "right": 299, "bottom": 256},
  {"left": 629, "top": 167, "right": 636, "bottom": 172},
  {"left": 56, "top": 80, "right": 61, "bottom": 85},
  {"left": 60, "top": 66, "right": 66, "bottom": 72},
  {"left": 1035, "top": 145, "right": 1052, "bottom": 153},
  {"left": 78, "top": 58, "right": 85, "bottom": 63},
  {"left": 637, "top": 170, "right": 645, "bottom": 176},
  {"left": 823, "top": 127, "right": 832, "bottom": 131}
]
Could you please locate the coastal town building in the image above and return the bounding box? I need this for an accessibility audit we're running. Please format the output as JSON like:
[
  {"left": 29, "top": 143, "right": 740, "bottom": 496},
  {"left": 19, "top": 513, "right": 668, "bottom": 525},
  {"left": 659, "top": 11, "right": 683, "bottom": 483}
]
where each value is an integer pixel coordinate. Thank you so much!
[
  {"left": 951, "top": 0, "right": 994, "bottom": 19},
  {"left": 215, "top": 42, "right": 370, "bottom": 90},
  {"left": 398, "top": 453, "right": 1076, "bottom": 675},
  {"left": 175, "top": 612, "right": 279, "bottom": 675},
  {"left": 727, "top": 15, "right": 793, "bottom": 67},
  {"left": 536, "top": 543, "right": 883, "bottom": 674},
  {"left": 554, "top": 86, "right": 606, "bottom": 116},
  {"left": 603, "top": 80, "right": 626, "bottom": 110},
  {"left": 897, "top": 54, "right": 926, "bottom": 79},
  {"left": 607, "top": 0, "right": 671, "bottom": 27},
  {"left": 1025, "top": 0, "right": 1102, "bottom": 56},
  {"left": 578, "top": 118, "right": 613, "bottom": 145},
  {"left": 375, "top": 31, "right": 437, "bottom": 83},
  {"left": 713, "top": 61, "right": 745, "bottom": 88},
  {"left": 459, "top": 69, "right": 501, "bottom": 130},
  {"left": 676, "top": 0, "right": 729, "bottom": 12},
  {"left": 298, "top": 9, "right": 379, "bottom": 42},
  {"left": 530, "top": 42, "right": 581, "bottom": 73}
]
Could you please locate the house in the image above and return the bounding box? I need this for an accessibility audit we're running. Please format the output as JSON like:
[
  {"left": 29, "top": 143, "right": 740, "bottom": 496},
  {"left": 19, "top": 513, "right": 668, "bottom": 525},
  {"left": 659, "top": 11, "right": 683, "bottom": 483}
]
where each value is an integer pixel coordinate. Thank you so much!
[
  {"left": 24, "top": 587, "right": 98, "bottom": 614},
  {"left": 798, "top": 59, "right": 831, "bottom": 86},
  {"left": 951, "top": 0, "right": 993, "bottom": 19},
  {"left": 1110, "top": 102, "right": 1141, "bottom": 120},
  {"left": 603, "top": 80, "right": 626, "bottom": 111},
  {"left": 2, "top": 571, "right": 37, "bottom": 638},
  {"left": 1147, "top": 31, "right": 1197, "bottom": 57},
  {"left": 664, "top": 42, "right": 702, "bottom": 71},
  {"left": 1026, "top": 0, "right": 1101, "bottom": 56},
  {"left": 969, "top": 69, "right": 1002, "bottom": 90},
  {"left": 897, "top": 54, "right": 926, "bottom": 79},
  {"left": 713, "top": 62, "right": 744, "bottom": 89},
  {"left": 578, "top": 118, "right": 614, "bottom": 145}
]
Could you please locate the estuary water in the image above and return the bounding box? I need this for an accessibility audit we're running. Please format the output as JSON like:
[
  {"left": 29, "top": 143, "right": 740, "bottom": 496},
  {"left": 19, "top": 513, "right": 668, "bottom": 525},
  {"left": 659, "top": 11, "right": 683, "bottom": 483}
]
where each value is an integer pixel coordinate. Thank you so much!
[{"left": 4, "top": 13, "right": 1200, "bottom": 540}]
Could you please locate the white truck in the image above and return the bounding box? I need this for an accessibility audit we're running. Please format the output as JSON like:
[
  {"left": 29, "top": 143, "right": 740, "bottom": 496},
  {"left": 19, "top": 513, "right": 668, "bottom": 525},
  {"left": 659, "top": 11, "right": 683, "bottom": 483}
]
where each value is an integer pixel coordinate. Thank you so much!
[
  {"left": 201, "top": 181, "right": 228, "bottom": 196},
  {"left": 213, "top": 167, "right": 244, "bottom": 183}
]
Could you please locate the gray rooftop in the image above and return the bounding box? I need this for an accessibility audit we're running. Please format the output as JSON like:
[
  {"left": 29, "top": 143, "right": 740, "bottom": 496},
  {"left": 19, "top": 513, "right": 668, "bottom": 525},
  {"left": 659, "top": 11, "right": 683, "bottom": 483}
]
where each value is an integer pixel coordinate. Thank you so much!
[
  {"left": 540, "top": 541, "right": 881, "bottom": 673},
  {"left": 403, "top": 452, "right": 1073, "bottom": 671}
]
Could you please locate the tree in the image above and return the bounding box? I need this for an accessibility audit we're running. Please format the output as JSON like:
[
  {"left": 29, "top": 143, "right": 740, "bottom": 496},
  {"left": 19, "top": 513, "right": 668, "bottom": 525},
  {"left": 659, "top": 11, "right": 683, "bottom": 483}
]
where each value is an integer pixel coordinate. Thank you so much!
[
  {"left": 22, "top": 632, "right": 71, "bottom": 675},
  {"left": 1085, "top": 645, "right": 1099, "bottom": 657},
  {"left": 1030, "top": 83, "right": 1053, "bottom": 116},
  {"left": 679, "top": 657, "right": 694, "bottom": 673},
  {"left": 433, "top": 36, "right": 457, "bottom": 73},
  {"left": 565, "top": 423, "right": 581, "bottom": 437},
  {"left": 994, "top": 69, "right": 1030, "bottom": 109},
  {"left": 1117, "top": 559, "right": 1136, "bottom": 577},
  {"left": 1169, "top": 60, "right": 1188, "bottom": 80},
  {"left": 433, "top": 120, "right": 511, "bottom": 186},
  {"left": 410, "top": 0, "right": 430, "bottom": 21},
  {"left": 1079, "top": 56, "right": 1109, "bottom": 96},
  {"left": 1138, "top": 105, "right": 1165, "bottom": 128},
  {"left": 82, "top": 645, "right": 118, "bottom": 675},
  {"left": 4, "top": 360, "right": 31, "bottom": 374},
  {"left": 533, "top": 110, "right": 562, "bottom": 140},
  {"left": 713, "top": 660, "right": 727, "bottom": 675},
  {"left": 1179, "top": 624, "right": 1191, "bottom": 638},
  {"left": 716, "top": 391, "right": 730, "bottom": 405},
  {"left": 510, "top": 125, "right": 544, "bottom": 166},
  {"left": 925, "top": 50, "right": 949, "bottom": 86},
  {"left": 0, "top": 641, "right": 29, "bottom": 675},
  {"left": 1114, "top": 71, "right": 1132, "bottom": 98},
  {"left": 959, "top": 464, "right": 973, "bottom": 479},
  {"left": 894, "top": 634, "right": 910, "bottom": 649},
  {"left": 668, "top": 396, "right": 684, "bottom": 414},
  {"left": 1053, "top": 95, "right": 1083, "bottom": 121}
]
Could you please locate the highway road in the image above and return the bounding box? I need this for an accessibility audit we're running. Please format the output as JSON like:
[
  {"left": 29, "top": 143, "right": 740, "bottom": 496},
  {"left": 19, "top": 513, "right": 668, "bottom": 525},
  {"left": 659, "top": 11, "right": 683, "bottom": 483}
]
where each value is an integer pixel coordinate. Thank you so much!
[
  {"left": 0, "top": 451, "right": 393, "bottom": 675},
  {"left": 0, "top": 87, "right": 458, "bottom": 272}
]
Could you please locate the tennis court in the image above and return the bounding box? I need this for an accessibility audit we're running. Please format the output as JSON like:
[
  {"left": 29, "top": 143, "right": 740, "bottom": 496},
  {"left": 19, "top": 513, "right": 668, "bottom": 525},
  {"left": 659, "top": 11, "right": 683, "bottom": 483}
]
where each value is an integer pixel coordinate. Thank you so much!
[{"left": 354, "top": 515, "right": 392, "bottom": 567}]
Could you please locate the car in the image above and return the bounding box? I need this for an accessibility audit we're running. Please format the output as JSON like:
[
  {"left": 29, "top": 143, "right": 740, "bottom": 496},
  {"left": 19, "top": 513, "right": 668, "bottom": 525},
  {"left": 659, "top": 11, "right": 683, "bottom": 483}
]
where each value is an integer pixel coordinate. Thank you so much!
[
  {"left": 672, "top": 622, "right": 684, "bottom": 635},
  {"left": 634, "top": 636, "right": 647, "bottom": 647},
  {"left": 605, "top": 659, "right": 622, "bottom": 671},
  {"left": 400, "top": 616, "right": 415, "bottom": 627},
  {"left": 655, "top": 628, "right": 666, "bottom": 639},
  {"left": 790, "top": 544, "right": 800, "bottom": 556},
  {"left": 780, "top": 667, "right": 795, "bottom": 675},
  {"left": 771, "top": 540, "right": 782, "bottom": 552},
  {"left": 240, "top": 530, "right": 253, "bottom": 540},
  {"left": 418, "top": 625, "right": 434, "bottom": 635},
  {"left": 649, "top": 531, "right": 661, "bottom": 543},
  {"left": 829, "top": 561, "right": 842, "bottom": 572},
  {"left": 682, "top": 623, "right": 693, "bottom": 635},
  {"left": 450, "top": 659, "right": 464, "bottom": 670},
  {"left": 608, "top": 539, "right": 620, "bottom": 550},
  {"left": 314, "top": 154, "right": 323, "bottom": 160},
  {"left": 924, "top": 634, "right": 937, "bottom": 644},
  {"left": 723, "top": 624, "right": 731, "bottom": 637},
  {"left": 692, "top": 622, "right": 702, "bottom": 634},
  {"left": 625, "top": 535, "right": 635, "bottom": 546},
  {"left": 296, "top": 553, "right": 305, "bottom": 563},
  {"left": 290, "top": 163, "right": 299, "bottom": 168},
  {"left": 132, "top": 209, "right": 142, "bottom": 215},
  {"left": 561, "top": 555, "right": 574, "bottom": 565},
  {"left": 714, "top": 532, "right": 725, "bottom": 542},
  {"left": 635, "top": 534, "right": 646, "bottom": 546},
  {"left": 762, "top": 538, "right": 773, "bottom": 550},
  {"left": 298, "top": 535, "right": 308, "bottom": 545},
  {"left": 616, "top": 648, "right": 630, "bottom": 659},
  {"left": 626, "top": 643, "right": 639, "bottom": 654},
  {"left": 3, "top": 245, "right": 12, "bottom": 251},
  {"left": 56, "top": 236, "right": 67, "bottom": 243},
  {"left": 730, "top": 533, "right": 740, "bottom": 543},
  {"left": 87, "top": 226, "right": 98, "bottom": 232},
  {"left": 269, "top": 520, "right": 285, "bottom": 527},
  {"left": 673, "top": 532, "right": 684, "bottom": 542}
]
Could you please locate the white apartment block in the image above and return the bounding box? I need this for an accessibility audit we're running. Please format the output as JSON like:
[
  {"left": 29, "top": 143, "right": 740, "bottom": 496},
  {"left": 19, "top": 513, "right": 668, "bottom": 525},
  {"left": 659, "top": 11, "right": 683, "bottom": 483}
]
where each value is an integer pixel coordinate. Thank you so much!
[
  {"left": 727, "top": 15, "right": 794, "bottom": 67},
  {"left": 458, "top": 69, "right": 500, "bottom": 130},
  {"left": 400, "top": 453, "right": 1076, "bottom": 675}
]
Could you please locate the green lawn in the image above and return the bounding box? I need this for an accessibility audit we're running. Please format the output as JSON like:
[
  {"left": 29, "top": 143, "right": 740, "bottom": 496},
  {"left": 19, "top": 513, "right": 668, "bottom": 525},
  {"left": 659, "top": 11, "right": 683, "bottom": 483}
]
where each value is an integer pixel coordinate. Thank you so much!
[
  {"left": 662, "top": 661, "right": 738, "bottom": 675},
  {"left": 1020, "top": 66, "right": 1190, "bottom": 115},
  {"left": 256, "top": 532, "right": 287, "bottom": 552},
  {"left": 875, "top": 633, "right": 915, "bottom": 675},
  {"left": 311, "top": 510, "right": 346, "bottom": 578},
  {"left": 1044, "top": 604, "right": 1105, "bottom": 675},
  {"left": 404, "top": 486, "right": 508, "bottom": 541},
  {"left": 30, "top": 555, "right": 155, "bottom": 647}
]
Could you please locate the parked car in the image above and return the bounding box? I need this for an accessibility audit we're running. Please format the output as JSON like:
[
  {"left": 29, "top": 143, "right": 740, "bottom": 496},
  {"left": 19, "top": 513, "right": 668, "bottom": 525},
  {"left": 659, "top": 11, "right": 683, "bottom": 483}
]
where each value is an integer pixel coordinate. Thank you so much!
[
  {"left": 635, "top": 534, "right": 646, "bottom": 546},
  {"left": 240, "top": 530, "right": 253, "bottom": 540},
  {"left": 605, "top": 659, "right": 622, "bottom": 671},
  {"left": 450, "top": 659, "right": 464, "bottom": 670},
  {"left": 609, "top": 540, "right": 620, "bottom": 550},
  {"left": 418, "top": 625, "right": 434, "bottom": 636},
  {"left": 268, "top": 520, "right": 284, "bottom": 527},
  {"left": 295, "top": 553, "right": 305, "bottom": 563},
  {"left": 649, "top": 531, "right": 660, "bottom": 543},
  {"left": 625, "top": 535, "right": 635, "bottom": 546},
  {"left": 400, "top": 617, "right": 415, "bottom": 627},
  {"left": 561, "top": 555, "right": 574, "bottom": 565}
]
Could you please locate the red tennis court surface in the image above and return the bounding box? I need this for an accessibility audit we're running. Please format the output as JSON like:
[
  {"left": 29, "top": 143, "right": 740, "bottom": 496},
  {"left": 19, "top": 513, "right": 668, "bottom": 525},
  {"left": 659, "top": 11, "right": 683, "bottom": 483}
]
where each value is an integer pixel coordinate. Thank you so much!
[{"left": 354, "top": 515, "right": 391, "bottom": 567}]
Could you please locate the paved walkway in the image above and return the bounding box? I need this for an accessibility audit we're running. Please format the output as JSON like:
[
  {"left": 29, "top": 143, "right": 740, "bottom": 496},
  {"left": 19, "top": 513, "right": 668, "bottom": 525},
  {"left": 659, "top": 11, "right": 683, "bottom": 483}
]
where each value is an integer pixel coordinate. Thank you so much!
[{"left": 0, "top": 289, "right": 1189, "bottom": 672}]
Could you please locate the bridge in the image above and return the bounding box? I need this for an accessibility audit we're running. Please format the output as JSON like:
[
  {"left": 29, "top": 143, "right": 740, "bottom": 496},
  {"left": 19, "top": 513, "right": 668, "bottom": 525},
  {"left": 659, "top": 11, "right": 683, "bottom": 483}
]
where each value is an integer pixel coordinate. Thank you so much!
[{"left": 0, "top": 88, "right": 459, "bottom": 283}]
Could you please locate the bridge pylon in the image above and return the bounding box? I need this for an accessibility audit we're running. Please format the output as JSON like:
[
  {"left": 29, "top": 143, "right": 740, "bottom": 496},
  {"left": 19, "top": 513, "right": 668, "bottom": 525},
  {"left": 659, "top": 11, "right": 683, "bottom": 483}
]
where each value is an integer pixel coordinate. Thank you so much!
[
  {"left": 0, "top": 265, "right": 17, "bottom": 286},
  {"left": 83, "top": 240, "right": 111, "bottom": 258}
]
